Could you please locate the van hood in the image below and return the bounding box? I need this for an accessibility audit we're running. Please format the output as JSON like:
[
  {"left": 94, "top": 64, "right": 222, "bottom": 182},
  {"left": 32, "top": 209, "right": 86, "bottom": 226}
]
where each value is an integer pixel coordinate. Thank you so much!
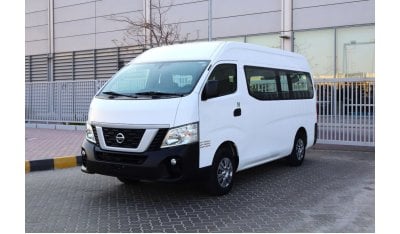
[{"left": 88, "top": 97, "right": 181, "bottom": 127}]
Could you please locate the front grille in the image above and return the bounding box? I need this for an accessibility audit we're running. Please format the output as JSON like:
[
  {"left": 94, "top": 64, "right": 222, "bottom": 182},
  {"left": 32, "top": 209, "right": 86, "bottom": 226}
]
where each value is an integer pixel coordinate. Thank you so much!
[
  {"left": 147, "top": 129, "right": 168, "bottom": 151},
  {"left": 95, "top": 151, "right": 147, "bottom": 165},
  {"left": 102, "top": 127, "right": 145, "bottom": 148}
]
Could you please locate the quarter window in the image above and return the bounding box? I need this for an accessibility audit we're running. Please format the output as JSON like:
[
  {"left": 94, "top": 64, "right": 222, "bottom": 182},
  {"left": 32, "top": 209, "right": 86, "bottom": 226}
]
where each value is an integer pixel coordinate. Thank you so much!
[{"left": 288, "top": 72, "right": 314, "bottom": 99}]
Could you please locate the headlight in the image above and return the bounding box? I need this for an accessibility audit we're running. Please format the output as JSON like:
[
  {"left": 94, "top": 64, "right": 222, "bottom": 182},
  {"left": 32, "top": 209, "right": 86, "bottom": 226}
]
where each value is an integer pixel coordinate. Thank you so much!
[
  {"left": 161, "top": 123, "right": 198, "bottom": 148},
  {"left": 86, "top": 123, "right": 96, "bottom": 143}
]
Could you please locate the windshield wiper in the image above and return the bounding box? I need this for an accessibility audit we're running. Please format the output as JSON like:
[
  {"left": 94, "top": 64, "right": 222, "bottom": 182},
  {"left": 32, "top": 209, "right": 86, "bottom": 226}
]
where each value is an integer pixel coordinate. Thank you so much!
[
  {"left": 102, "top": 91, "right": 137, "bottom": 98},
  {"left": 134, "top": 91, "right": 184, "bottom": 97}
]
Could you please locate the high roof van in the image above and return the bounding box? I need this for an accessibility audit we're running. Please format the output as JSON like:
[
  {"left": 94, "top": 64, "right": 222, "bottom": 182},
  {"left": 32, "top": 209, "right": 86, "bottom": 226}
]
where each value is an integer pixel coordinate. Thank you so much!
[{"left": 81, "top": 41, "right": 317, "bottom": 195}]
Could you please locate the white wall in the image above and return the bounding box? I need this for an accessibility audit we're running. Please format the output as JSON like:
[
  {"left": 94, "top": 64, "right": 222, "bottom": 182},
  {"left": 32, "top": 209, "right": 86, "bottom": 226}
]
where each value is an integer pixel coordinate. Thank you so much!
[
  {"left": 25, "top": 0, "right": 48, "bottom": 55},
  {"left": 293, "top": 0, "right": 375, "bottom": 30},
  {"left": 25, "top": 0, "right": 375, "bottom": 55}
]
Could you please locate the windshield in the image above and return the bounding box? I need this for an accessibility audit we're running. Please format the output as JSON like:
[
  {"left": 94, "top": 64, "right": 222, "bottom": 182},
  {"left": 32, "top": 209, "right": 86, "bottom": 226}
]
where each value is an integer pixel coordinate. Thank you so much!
[{"left": 98, "top": 60, "right": 210, "bottom": 98}]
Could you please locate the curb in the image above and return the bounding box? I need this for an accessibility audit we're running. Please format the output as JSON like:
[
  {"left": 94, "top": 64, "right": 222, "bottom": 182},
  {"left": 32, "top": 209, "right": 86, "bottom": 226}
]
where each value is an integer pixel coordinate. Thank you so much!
[{"left": 25, "top": 155, "right": 82, "bottom": 173}]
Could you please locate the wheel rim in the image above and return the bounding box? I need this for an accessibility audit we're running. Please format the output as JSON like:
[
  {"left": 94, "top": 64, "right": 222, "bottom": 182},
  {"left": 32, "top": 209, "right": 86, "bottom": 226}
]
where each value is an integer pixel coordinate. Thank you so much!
[
  {"left": 296, "top": 138, "right": 305, "bottom": 160},
  {"left": 217, "top": 157, "right": 233, "bottom": 188}
]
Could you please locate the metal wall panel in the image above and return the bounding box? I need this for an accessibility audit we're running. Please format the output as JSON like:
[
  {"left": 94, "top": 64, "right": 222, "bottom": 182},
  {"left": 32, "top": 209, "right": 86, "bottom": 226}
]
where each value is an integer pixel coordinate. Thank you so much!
[
  {"left": 213, "top": 0, "right": 280, "bottom": 18},
  {"left": 95, "top": 48, "right": 118, "bottom": 80},
  {"left": 55, "top": 34, "right": 95, "bottom": 52},
  {"left": 54, "top": 2, "right": 95, "bottom": 23},
  {"left": 294, "top": 0, "right": 369, "bottom": 8},
  {"left": 26, "top": 40, "right": 49, "bottom": 55},
  {"left": 118, "top": 46, "right": 143, "bottom": 65},
  {"left": 54, "top": 52, "right": 73, "bottom": 81},
  {"left": 170, "top": 0, "right": 205, "bottom": 5},
  {"left": 160, "top": 1, "right": 208, "bottom": 24},
  {"left": 28, "top": 45, "right": 143, "bottom": 82},
  {"left": 179, "top": 20, "right": 209, "bottom": 40},
  {"left": 25, "top": 56, "right": 31, "bottom": 82},
  {"left": 95, "top": 0, "right": 142, "bottom": 16},
  {"left": 26, "top": 11, "right": 48, "bottom": 27},
  {"left": 26, "top": 0, "right": 48, "bottom": 13},
  {"left": 74, "top": 50, "right": 95, "bottom": 80},
  {"left": 293, "top": 0, "right": 374, "bottom": 30},
  {"left": 213, "top": 12, "right": 281, "bottom": 38},
  {"left": 25, "top": 25, "right": 48, "bottom": 41},
  {"left": 28, "top": 54, "right": 49, "bottom": 82},
  {"left": 95, "top": 31, "right": 128, "bottom": 49},
  {"left": 95, "top": 12, "right": 142, "bottom": 33},
  {"left": 54, "top": 18, "right": 95, "bottom": 38},
  {"left": 54, "top": 0, "right": 94, "bottom": 8}
]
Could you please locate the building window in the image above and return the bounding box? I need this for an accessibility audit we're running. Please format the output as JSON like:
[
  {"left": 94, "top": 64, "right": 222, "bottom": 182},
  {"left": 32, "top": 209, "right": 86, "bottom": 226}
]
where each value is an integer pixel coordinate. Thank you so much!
[
  {"left": 294, "top": 29, "right": 335, "bottom": 79},
  {"left": 294, "top": 25, "right": 375, "bottom": 79},
  {"left": 336, "top": 25, "right": 375, "bottom": 78}
]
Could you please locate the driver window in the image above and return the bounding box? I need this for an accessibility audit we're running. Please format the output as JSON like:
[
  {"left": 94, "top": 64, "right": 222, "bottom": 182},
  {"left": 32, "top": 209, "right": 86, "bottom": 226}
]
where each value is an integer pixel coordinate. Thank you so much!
[{"left": 207, "top": 64, "right": 237, "bottom": 97}]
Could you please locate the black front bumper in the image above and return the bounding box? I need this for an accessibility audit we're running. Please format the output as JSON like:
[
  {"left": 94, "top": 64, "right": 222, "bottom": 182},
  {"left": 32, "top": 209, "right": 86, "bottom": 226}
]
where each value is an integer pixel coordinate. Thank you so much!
[{"left": 81, "top": 140, "right": 209, "bottom": 182}]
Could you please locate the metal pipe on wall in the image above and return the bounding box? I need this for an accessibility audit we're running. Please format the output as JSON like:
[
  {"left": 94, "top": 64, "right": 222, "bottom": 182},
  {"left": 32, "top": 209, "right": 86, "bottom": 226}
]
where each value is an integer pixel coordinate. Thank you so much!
[
  {"left": 48, "top": 0, "right": 55, "bottom": 81},
  {"left": 280, "top": 0, "right": 293, "bottom": 51},
  {"left": 143, "top": 0, "right": 152, "bottom": 48},
  {"left": 208, "top": 0, "right": 212, "bottom": 41}
]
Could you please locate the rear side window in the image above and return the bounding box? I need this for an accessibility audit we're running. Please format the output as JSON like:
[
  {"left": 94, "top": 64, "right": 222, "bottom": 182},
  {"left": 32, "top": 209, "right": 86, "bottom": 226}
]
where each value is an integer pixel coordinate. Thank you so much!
[{"left": 244, "top": 66, "right": 314, "bottom": 100}]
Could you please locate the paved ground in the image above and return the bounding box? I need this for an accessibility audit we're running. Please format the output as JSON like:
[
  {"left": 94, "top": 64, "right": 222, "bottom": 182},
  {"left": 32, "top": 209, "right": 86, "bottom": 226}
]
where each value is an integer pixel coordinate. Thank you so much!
[
  {"left": 25, "top": 148, "right": 374, "bottom": 232},
  {"left": 25, "top": 128, "right": 84, "bottom": 160}
]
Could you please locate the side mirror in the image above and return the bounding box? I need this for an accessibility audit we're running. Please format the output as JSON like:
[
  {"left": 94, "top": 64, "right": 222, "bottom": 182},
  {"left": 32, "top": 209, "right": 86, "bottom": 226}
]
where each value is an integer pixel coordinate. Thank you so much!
[{"left": 202, "top": 80, "right": 219, "bottom": 100}]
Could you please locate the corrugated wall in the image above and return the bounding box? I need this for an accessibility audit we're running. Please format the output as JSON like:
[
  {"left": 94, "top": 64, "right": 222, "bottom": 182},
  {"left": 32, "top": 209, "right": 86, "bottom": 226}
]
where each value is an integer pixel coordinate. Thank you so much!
[{"left": 25, "top": 46, "right": 144, "bottom": 82}]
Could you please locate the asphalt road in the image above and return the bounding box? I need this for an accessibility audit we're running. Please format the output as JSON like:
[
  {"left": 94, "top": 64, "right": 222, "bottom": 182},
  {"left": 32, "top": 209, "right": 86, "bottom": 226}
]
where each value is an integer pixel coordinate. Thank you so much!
[{"left": 26, "top": 148, "right": 374, "bottom": 232}]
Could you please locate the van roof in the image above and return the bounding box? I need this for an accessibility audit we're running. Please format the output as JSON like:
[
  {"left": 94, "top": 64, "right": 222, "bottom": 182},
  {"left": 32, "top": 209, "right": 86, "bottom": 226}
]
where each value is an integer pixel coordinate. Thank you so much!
[{"left": 131, "top": 41, "right": 309, "bottom": 72}]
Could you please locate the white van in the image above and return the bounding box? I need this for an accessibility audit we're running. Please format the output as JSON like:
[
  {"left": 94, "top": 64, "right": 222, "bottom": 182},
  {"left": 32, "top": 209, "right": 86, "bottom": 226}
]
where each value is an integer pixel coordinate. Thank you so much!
[{"left": 81, "top": 41, "right": 317, "bottom": 195}]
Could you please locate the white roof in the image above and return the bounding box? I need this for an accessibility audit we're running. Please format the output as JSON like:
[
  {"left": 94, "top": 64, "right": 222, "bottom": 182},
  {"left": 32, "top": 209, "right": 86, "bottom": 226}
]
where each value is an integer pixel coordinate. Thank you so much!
[
  {"left": 131, "top": 41, "right": 310, "bottom": 72},
  {"left": 132, "top": 41, "right": 225, "bottom": 63}
]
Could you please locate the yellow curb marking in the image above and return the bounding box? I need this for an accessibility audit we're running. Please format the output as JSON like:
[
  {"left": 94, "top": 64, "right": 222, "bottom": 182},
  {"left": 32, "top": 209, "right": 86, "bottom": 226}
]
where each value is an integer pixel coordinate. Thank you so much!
[
  {"left": 25, "top": 161, "right": 30, "bottom": 173},
  {"left": 54, "top": 156, "right": 77, "bottom": 169}
]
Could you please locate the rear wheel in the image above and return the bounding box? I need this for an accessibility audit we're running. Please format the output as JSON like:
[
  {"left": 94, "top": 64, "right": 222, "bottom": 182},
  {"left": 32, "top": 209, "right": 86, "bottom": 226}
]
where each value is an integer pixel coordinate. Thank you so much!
[
  {"left": 206, "top": 147, "right": 235, "bottom": 196},
  {"left": 287, "top": 134, "right": 306, "bottom": 166}
]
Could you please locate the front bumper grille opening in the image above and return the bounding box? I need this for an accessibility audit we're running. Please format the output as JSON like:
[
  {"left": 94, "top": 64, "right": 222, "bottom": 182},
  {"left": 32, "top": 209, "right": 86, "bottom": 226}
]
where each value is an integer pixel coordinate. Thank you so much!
[{"left": 95, "top": 151, "right": 147, "bottom": 165}]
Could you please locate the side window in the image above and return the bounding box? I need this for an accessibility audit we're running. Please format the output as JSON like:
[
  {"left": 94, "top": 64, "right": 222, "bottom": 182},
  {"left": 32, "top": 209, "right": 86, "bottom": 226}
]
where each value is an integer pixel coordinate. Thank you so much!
[
  {"left": 244, "top": 66, "right": 279, "bottom": 100},
  {"left": 207, "top": 64, "right": 237, "bottom": 97},
  {"left": 288, "top": 72, "right": 314, "bottom": 99}
]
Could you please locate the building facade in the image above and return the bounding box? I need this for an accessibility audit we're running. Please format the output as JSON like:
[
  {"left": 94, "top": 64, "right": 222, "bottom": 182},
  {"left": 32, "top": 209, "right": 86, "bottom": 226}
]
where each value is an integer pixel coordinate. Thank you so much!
[{"left": 25, "top": 0, "right": 375, "bottom": 82}]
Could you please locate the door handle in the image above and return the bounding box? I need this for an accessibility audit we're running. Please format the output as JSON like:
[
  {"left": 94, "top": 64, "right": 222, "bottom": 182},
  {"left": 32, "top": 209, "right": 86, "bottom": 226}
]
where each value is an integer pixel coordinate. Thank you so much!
[{"left": 233, "top": 108, "right": 241, "bottom": 117}]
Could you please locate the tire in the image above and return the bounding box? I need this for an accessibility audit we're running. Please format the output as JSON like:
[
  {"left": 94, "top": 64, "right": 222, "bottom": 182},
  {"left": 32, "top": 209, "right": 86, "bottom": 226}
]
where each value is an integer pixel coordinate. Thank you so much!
[
  {"left": 117, "top": 177, "right": 140, "bottom": 184},
  {"left": 287, "top": 133, "right": 306, "bottom": 166},
  {"left": 206, "top": 147, "right": 235, "bottom": 196}
]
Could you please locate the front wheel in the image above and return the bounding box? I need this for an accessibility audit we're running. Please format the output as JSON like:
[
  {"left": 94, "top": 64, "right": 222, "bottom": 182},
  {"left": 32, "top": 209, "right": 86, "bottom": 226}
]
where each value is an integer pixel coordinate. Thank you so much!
[
  {"left": 287, "top": 134, "right": 306, "bottom": 166},
  {"left": 117, "top": 177, "right": 140, "bottom": 184},
  {"left": 206, "top": 147, "right": 235, "bottom": 196}
]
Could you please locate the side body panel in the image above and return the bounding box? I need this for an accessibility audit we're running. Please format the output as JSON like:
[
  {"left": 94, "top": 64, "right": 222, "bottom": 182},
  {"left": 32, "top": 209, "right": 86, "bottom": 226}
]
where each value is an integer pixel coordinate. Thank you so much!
[{"left": 196, "top": 44, "right": 316, "bottom": 171}]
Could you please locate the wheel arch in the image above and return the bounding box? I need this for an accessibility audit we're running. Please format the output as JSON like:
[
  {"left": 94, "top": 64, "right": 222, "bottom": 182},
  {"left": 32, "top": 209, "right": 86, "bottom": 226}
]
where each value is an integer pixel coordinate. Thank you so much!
[
  {"left": 215, "top": 141, "right": 239, "bottom": 172},
  {"left": 296, "top": 127, "right": 308, "bottom": 146}
]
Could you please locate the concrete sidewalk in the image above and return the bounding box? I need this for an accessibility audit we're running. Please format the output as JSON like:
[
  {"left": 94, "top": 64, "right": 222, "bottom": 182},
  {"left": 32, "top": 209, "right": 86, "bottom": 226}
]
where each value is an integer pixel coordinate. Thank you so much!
[{"left": 25, "top": 127, "right": 85, "bottom": 172}]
